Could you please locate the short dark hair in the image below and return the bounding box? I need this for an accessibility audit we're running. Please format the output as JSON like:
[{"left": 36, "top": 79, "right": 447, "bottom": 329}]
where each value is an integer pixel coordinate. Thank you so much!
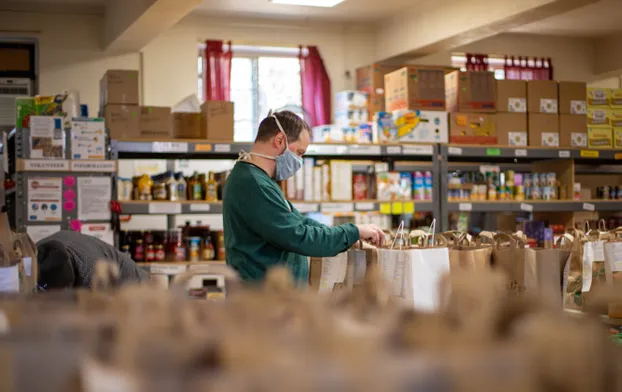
[{"left": 255, "top": 111, "right": 310, "bottom": 143}]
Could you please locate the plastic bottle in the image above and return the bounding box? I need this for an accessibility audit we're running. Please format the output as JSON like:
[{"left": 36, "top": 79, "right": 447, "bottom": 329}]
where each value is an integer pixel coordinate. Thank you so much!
[
  {"left": 175, "top": 172, "right": 187, "bottom": 201},
  {"left": 205, "top": 172, "right": 219, "bottom": 202}
]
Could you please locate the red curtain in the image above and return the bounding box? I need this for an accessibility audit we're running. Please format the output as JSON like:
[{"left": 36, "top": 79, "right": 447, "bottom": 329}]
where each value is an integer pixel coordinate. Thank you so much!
[
  {"left": 299, "top": 46, "right": 331, "bottom": 127},
  {"left": 466, "top": 54, "right": 489, "bottom": 71},
  {"left": 504, "top": 56, "right": 553, "bottom": 81},
  {"left": 203, "top": 40, "right": 232, "bottom": 101}
]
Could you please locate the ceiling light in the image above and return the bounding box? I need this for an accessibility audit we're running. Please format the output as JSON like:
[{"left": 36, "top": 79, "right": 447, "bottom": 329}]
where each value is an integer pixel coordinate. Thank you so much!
[{"left": 270, "top": 0, "right": 345, "bottom": 7}]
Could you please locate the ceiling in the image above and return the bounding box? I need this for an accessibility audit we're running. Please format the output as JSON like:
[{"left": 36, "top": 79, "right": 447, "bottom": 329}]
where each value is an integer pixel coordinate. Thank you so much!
[
  {"left": 511, "top": 0, "right": 622, "bottom": 38},
  {"left": 0, "top": 0, "right": 430, "bottom": 22}
]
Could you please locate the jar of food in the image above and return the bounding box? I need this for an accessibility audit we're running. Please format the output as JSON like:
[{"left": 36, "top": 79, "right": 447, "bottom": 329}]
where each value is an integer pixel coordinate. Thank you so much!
[
  {"left": 166, "top": 171, "right": 178, "bottom": 201},
  {"left": 137, "top": 174, "right": 153, "bottom": 201},
  {"left": 202, "top": 236, "right": 215, "bottom": 260},
  {"left": 146, "top": 244, "right": 155, "bottom": 262},
  {"left": 133, "top": 239, "right": 145, "bottom": 262},
  {"left": 152, "top": 181, "right": 168, "bottom": 201},
  {"left": 186, "top": 237, "right": 201, "bottom": 262},
  {"left": 117, "top": 177, "right": 132, "bottom": 201},
  {"left": 155, "top": 244, "right": 166, "bottom": 261},
  {"left": 175, "top": 172, "right": 187, "bottom": 201},
  {"left": 168, "top": 230, "right": 187, "bottom": 262}
]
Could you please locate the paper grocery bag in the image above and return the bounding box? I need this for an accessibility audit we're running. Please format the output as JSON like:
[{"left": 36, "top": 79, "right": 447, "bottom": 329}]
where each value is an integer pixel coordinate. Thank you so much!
[
  {"left": 14, "top": 232, "right": 39, "bottom": 293},
  {"left": 582, "top": 229, "right": 611, "bottom": 314},
  {"left": 491, "top": 233, "right": 526, "bottom": 295},
  {"left": 448, "top": 235, "right": 492, "bottom": 272},
  {"left": 344, "top": 242, "right": 378, "bottom": 290},
  {"left": 402, "top": 245, "right": 451, "bottom": 311},
  {"left": 309, "top": 252, "right": 348, "bottom": 293},
  {"left": 377, "top": 248, "right": 406, "bottom": 297},
  {"left": 524, "top": 235, "right": 572, "bottom": 306},
  {"left": 563, "top": 228, "right": 585, "bottom": 310},
  {"left": 604, "top": 231, "right": 622, "bottom": 318}
]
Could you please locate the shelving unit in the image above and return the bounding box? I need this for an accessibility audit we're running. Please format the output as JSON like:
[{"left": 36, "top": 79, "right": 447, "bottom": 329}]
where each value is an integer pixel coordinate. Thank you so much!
[{"left": 111, "top": 140, "right": 442, "bottom": 229}]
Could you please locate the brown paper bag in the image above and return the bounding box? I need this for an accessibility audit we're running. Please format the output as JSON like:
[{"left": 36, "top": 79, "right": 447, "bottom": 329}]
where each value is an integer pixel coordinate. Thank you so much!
[
  {"left": 13, "top": 233, "right": 39, "bottom": 293},
  {"left": 582, "top": 227, "right": 612, "bottom": 314},
  {"left": 491, "top": 233, "right": 526, "bottom": 295},
  {"left": 604, "top": 229, "right": 622, "bottom": 318},
  {"left": 344, "top": 242, "right": 378, "bottom": 290},
  {"left": 524, "top": 234, "right": 573, "bottom": 306},
  {"left": 309, "top": 253, "right": 348, "bottom": 293},
  {"left": 563, "top": 228, "right": 584, "bottom": 310},
  {"left": 448, "top": 235, "right": 492, "bottom": 272}
]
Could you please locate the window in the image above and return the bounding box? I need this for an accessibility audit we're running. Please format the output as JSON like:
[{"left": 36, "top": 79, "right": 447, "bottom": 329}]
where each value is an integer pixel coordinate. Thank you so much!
[
  {"left": 199, "top": 45, "right": 303, "bottom": 142},
  {"left": 451, "top": 54, "right": 506, "bottom": 80}
]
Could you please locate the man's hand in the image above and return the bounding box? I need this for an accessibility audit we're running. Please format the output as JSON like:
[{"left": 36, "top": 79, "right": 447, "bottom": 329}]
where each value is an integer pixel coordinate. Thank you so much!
[{"left": 356, "top": 224, "right": 385, "bottom": 247}]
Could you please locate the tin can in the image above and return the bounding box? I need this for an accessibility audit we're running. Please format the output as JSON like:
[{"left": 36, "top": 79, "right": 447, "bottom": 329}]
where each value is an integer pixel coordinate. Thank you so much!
[
  {"left": 515, "top": 185, "right": 525, "bottom": 201},
  {"left": 547, "top": 173, "right": 557, "bottom": 187},
  {"left": 533, "top": 173, "right": 541, "bottom": 187},
  {"left": 531, "top": 187, "right": 541, "bottom": 200},
  {"left": 186, "top": 237, "right": 201, "bottom": 262},
  {"left": 506, "top": 170, "right": 515, "bottom": 187},
  {"left": 523, "top": 173, "right": 532, "bottom": 187},
  {"left": 542, "top": 186, "right": 552, "bottom": 200}
]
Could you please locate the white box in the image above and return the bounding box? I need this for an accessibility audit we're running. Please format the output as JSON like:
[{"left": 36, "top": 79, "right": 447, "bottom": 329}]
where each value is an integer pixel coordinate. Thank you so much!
[
  {"left": 322, "top": 164, "right": 331, "bottom": 201},
  {"left": 330, "top": 161, "right": 352, "bottom": 201},
  {"left": 303, "top": 158, "right": 314, "bottom": 201},
  {"left": 71, "top": 118, "right": 107, "bottom": 159},
  {"left": 313, "top": 167, "right": 323, "bottom": 201},
  {"left": 391, "top": 110, "right": 448, "bottom": 143},
  {"left": 335, "top": 90, "right": 369, "bottom": 111},
  {"left": 335, "top": 109, "right": 369, "bottom": 128},
  {"left": 312, "top": 125, "right": 344, "bottom": 142}
]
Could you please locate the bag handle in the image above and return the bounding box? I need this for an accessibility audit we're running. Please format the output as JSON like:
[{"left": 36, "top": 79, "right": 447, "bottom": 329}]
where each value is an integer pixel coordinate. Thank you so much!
[
  {"left": 456, "top": 233, "right": 471, "bottom": 247},
  {"left": 555, "top": 233, "right": 575, "bottom": 250},
  {"left": 566, "top": 227, "right": 584, "bottom": 239},
  {"left": 494, "top": 233, "right": 523, "bottom": 249},
  {"left": 513, "top": 231, "right": 527, "bottom": 243},
  {"left": 475, "top": 231, "right": 496, "bottom": 246},
  {"left": 598, "top": 219, "right": 608, "bottom": 233},
  {"left": 390, "top": 221, "right": 406, "bottom": 250}
]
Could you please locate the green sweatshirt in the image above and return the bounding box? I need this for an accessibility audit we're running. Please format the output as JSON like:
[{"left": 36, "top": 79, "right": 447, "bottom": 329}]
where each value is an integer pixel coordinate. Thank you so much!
[{"left": 223, "top": 161, "right": 359, "bottom": 286}]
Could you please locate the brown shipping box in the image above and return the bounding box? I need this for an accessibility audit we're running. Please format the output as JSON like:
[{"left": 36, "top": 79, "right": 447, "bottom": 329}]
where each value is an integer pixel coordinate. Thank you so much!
[
  {"left": 558, "top": 81, "right": 587, "bottom": 115},
  {"left": 496, "top": 80, "right": 527, "bottom": 112},
  {"left": 201, "top": 101, "right": 234, "bottom": 141},
  {"left": 173, "top": 112, "right": 202, "bottom": 139},
  {"left": 449, "top": 113, "right": 497, "bottom": 144},
  {"left": 140, "top": 106, "right": 171, "bottom": 139},
  {"left": 100, "top": 70, "right": 139, "bottom": 107},
  {"left": 384, "top": 66, "right": 446, "bottom": 112},
  {"left": 357, "top": 64, "right": 401, "bottom": 113},
  {"left": 104, "top": 104, "right": 140, "bottom": 139},
  {"left": 445, "top": 71, "right": 496, "bottom": 113},
  {"left": 528, "top": 113, "right": 560, "bottom": 147},
  {"left": 527, "top": 80, "right": 558, "bottom": 113},
  {"left": 497, "top": 113, "right": 528, "bottom": 146},
  {"left": 559, "top": 114, "right": 587, "bottom": 148}
]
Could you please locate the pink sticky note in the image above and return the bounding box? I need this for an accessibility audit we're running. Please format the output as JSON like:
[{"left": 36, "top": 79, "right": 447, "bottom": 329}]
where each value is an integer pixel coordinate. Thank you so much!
[
  {"left": 63, "top": 200, "right": 75, "bottom": 211},
  {"left": 64, "top": 176, "right": 76, "bottom": 187},
  {"left": 70, "top": 220, "right": 82, "bottom": 232},
  {"left": 63, "top": 190, "right": 76, "bottom": 200}
]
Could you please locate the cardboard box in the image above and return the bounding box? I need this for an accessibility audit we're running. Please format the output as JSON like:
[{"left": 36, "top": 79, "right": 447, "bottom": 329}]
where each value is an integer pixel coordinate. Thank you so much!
[
  {"left": 528, "top": 113, "right": 559, "bottom": 147},
  {"left": 609, "top": 110, "right": 622, "bottom": 127},
  {"left": 103, "top": 104, "right": 139, "bottom": 139},
  {"left": 357, "top": 64, "right": 402, "bottom": 114},
  {"left": 587, "top": 87, "right": 610, "bottom": 106},
  {"left": 586, "top": 107, "right": 610, "bottom": 127},
  {"left": 335, "top": 90, "right": 369, "bottom": 111},
  {"left": 496, "top": 80, "right": 527, "bottom": 113},
  {"left": 173, "top": 112, "right": 202, "bottom": 139},
  {"left": 558, "top": 82, "right": 586, "bottom": 114},
  {"left": 614, "top": 128, "right": 622, "bottom": 148},
  {"left": 390, "top": 110, "right": 448, "bottom": 143},
  {"left": 335, "top": 109, "right": 369, "bottom": 127},
  {"left": 385, "top": 66, "right": 446, "bottom": 112},
  {"left": 587, "top": 127, "right": 613, "bottom": 148},
  {"left": 140, "top": 106, "right": 171, "bottom": 139},
  {"left": 496, "top": 113, "right": 527, "bottom": 146},
  {"left": 445, "top": 71, "right": 496, "bottom": 113},
  {"left": 559, "top": 114, "right": 587, "bottom": 148},
  {"left": 201, "top": 101, "right": 234, "bottom": 141},
  {"left": 611, "top": 89, "right": 622, "bottom": 108},
  {"left": 527, "top": 80, "right": 558, "bottom": 113},
  {"left": 100, "top": 70, "right": 139, "bottom": 107},
  {"left": 448, "top": 113, "right": 496, "bottom": 144}
]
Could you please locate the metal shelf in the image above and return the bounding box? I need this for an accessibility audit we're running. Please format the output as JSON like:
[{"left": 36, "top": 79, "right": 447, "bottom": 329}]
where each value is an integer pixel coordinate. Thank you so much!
[
  {"left": 445, "top": 200, "right": 622, "bottom": 213},
  {"left": 119, "top": 200, "right": 435, "bottom": 215},
  {"left": 443, "top": 144, "right": 622, "bottom": 161},
  {"left": 111, "top": 139, "right": 436, "bottom": 159}
]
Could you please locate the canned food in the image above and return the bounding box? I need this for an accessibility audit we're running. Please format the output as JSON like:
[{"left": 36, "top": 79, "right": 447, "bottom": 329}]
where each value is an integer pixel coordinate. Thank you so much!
[
  {"left": 523, "top": 174, "right": 532, "bottom": 187},
  {"left": 515, "top": 185, "right": 525, "bottom": 201},
  {"left": 547, "top": 173, "right": 557, "bottom": 187},
  {"left": 533, "top": 173, "right": 541, "bottom": 187},
  {"left": 186, "top": 237, "right": 201, "bottom": 262},
  {"left": 531, "top": 187, "right": 541, "bottom": 200},
  {"left": 603, "top": 185, "right": 611, "bottom": 200}
]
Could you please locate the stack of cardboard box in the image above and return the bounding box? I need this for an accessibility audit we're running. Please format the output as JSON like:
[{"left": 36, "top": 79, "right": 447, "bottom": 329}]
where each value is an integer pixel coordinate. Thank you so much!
[
  {"left": 356, "top": 64, "right": 401, "bottom": 115},
  {"left": 334, "top": 91, "right": 370, "bottom": 128},
  {"left": 527, "top": 80, "right": 560, "bottom": 147},
  {"left": 496, "top": 80, "right": 528, "bottom": 146},
  {"left": 586, "top": 88, "right": 615, "bottom": 148},
  {"left": 380, "top": 66, "right": 449, "bottom": 143},
  {"left": 558, "top": 82, "right": 587, "bottom": 148},
  {"left": 446, "top": 71, "right": 497, "bottom": 144}
]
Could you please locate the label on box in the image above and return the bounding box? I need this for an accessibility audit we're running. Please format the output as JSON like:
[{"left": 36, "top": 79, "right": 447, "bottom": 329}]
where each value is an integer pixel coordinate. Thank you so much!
[
  {"left": 152, "top": 142, "right": 188, "bottom": 153},
  {"left": 514, "top": 149, "right": 527, "bottom": 157},
  {"left": 540, "top": 99, "right": 558, "bottom": 113},
  {"left": 571, "top": 133, "right": 587, "bottom": 147},
  {"left": 571, "top": 100, "right": 587, "bottom": 115},
  {"left": 355, "top": 202, "right": 375, "bottom": 211},
  {"left": 349, "top": 145, "right": 381, "bottom": 155},
  {"left": 70, "top": 160, "right": 116, "bottom": 172},
  {"left": 541, "top": 132, "right": 559, "bottom": 147},
  {"left": 189, "top": 204, "right": 212, "bottom": 212},
  {"left": 558, "top": 150, "right": 571, "bottom": 158},
  {"left": 148, "top": 202, "right": 181, "bottom": 214},
  {"left": 402, "top": 145, "right": 434, "bottom": 155},
  {"left": 486, "top": 148, "right": 501, "bottom": 156},
  {"left": 386, "top": 146, "right": 401, "bottom": 155},
  {"left": 508, "top": 132, "right": 528, "bottom": 146},
  {"left": 458, "top": 203, "right": 472, "bottom": 212},
  {"left": 520, "top": 203, "right": 534, "bottom": 212},
  {"left": 21, "top": 160, "right": 70, "bottom": 172},
  {"left": 214, "top": 144, "right": 231, "bottom": 153},
  {"left": 508, "top": 98, "right": 527, "bottom": 113},
  {"left": 448, "top": 147, "right": 463, "bottom": 155},
  {"left": 580, "top": 150, "right": 599, "bottom": 158}
]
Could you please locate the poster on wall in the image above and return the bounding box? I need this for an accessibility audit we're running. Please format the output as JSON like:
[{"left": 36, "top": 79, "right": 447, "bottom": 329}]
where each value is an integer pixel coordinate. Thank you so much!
[
  {"left": 81, "top": 223, "right": 114, "bottom": 246},
  {"left": 27, "top": 178, "right": 62, "bottom": 222},
  {"left": 26, "top": 225, "right": 61, "bottom": 244},
  {"left": 78, "top": 177, "right": 112, "bottom": 221}
]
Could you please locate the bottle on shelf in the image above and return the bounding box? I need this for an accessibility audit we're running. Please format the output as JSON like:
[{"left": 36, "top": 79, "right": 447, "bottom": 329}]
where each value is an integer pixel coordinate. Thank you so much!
[
  {"left": 167, "top": 229, "right": 187, "bottom": 262},
  {"left": 175, "top": 172, "right": 187, "bottom": 201},
  {"left": 136, "top": 174, "right": 153, "bottom": 201},
  {"left": 133, "top": 239, "right": 145, "bottom": 262},
  {"left": 205, "top": 172, "right": 219, "bottom": 202},
  {"left": 166, "top": 171, "right": 178, "bottom": 201},
  {"left": 202, "top": 235, "right": 215, "bottom": 261},
  {"left": 146, "top": 244, "right": 155, "bottom": 262},
  {"left": 188, "top": 172, "right": 203, "bottom": 200}
]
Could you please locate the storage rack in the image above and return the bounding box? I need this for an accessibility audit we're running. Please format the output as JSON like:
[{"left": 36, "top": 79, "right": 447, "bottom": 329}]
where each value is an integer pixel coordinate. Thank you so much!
[
  {"left": 11, "top": 127, "right": 116, "bottom": 234},
  {"left": 109, "top": 139, "right": 441, "bottom": 228},
  {"left": 439, "top": 144, "right": 622, "bottom": 231}
]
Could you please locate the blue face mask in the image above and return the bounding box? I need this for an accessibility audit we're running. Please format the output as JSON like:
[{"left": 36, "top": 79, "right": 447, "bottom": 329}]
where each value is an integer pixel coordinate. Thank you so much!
[{"left": 243, "top": 113, "right": 303, "bottom": 181}]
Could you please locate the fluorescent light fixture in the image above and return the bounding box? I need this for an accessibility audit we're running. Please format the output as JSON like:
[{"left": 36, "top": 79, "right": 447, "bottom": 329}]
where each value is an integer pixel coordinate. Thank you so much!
[{"left": 270, "top": 0, "right": 345, "bottom": 7}]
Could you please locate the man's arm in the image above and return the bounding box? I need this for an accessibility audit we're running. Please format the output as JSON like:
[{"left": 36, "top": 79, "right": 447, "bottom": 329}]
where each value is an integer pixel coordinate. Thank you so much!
[{"left": 237, "top": 181, "right": 359, "bottom": 257}]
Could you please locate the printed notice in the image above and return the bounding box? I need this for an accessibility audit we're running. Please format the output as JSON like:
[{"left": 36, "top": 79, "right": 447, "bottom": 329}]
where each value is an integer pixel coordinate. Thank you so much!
[
  {"left": 26, "top": 225, "right": 61, "bottom": 244},
  {"left": 78, "top": 177, "right": 112, "bottom": 221},
  {"left": 81, "top": 223, "right": 114, "bottom": 246},
  {"left": 71, "top": 119, "right": 106, "bottom": 160},
  {"left": 582, "top": 241, "right": 605, "bottom": 292},
  {"left": 28, "top": 178, "right": 62, "bottom": 221},
  {"left": 318, "top": 252, "right": 348, "bottom": 293},
  {"left": 604, "top": 242, "right": 622, "bottom": 273}
]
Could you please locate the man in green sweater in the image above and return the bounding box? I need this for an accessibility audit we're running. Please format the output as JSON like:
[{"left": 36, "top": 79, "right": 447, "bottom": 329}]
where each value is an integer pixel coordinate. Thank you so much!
[{"left": 223, "top": 110, "right": 384, "bottom": 286}]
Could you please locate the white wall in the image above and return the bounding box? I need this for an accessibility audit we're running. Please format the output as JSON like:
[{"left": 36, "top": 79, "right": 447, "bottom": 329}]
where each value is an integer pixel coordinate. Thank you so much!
[
  {"left": 588, "top": 77, "right": 621, "bottom": 88},
  {"left": 412, "top": 33, "right": 597, "bottom": 82}
]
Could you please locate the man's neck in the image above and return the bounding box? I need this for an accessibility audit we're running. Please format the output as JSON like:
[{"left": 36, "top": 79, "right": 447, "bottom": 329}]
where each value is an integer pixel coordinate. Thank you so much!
[{"left": 248, "top": 145, "right": 277, "bottom": 178}]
